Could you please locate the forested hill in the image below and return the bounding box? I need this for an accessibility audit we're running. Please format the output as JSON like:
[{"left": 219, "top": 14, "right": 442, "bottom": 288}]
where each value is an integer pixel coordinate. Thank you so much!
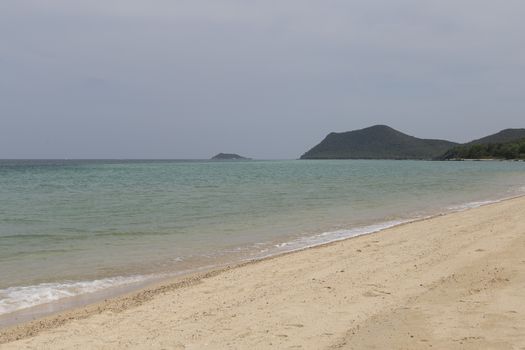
[
  {"left": 440, "top": 137, "right": 525, "bottom": 160},
  {"left": 300, "top": 125, "right": 458, "bottom": 160},
  {"left": 465, "top": 128, "right": 525, "bottom": 146}
]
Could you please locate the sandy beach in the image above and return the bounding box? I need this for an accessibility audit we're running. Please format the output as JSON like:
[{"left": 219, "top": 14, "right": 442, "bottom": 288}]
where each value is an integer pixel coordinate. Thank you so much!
[{"left": 1, "top": 196, "right": 525, "bottom": 349}]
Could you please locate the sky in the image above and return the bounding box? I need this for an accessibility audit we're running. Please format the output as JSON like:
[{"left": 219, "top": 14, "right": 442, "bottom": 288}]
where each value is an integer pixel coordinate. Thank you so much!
[{"left": 1, "top": 1, "right": 524, "bottom": 159}]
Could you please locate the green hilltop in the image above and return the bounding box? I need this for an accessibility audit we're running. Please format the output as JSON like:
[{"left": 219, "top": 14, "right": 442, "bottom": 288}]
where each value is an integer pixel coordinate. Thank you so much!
[
  {"left": 301, "top": 126, "right": 525, "bottom": 160},
  {"left": 300, "top": 125, "right": 458, "bottom": 160},
  {"left": 440, "top": 129, "right": 525, "bottom": 160},
  {"left": 465, "top": 128, "right": 525, "bottom": 146}
]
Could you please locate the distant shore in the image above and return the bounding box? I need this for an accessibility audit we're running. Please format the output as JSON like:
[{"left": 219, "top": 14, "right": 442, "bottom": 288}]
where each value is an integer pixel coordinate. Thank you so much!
[{"left": 2, "top": 195, "right": 525, "bottom": 348}]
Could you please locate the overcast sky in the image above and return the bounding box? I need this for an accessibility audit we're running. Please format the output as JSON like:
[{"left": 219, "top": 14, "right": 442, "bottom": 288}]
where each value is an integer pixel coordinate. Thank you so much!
[{"left": 1, "top": 1, "right": 524, "bottom": 159}]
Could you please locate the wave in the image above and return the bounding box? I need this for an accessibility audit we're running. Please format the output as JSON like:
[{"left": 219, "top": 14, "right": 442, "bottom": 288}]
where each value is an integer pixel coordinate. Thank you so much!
[
  {"left": 272, "top": 219, "right": 415, "bottom": 253},
  {"left": 446, "top": 191, "right": 524, "bottom": 212},
  {"left": 271, "top": 192, "right": 525, "bottom": 255},
  {"left": 0, "top": 275, "right": 152, "bottom": 315},
  {"left": 1, "top": 222, "right": 418, "bottom": 316},
  {"left": 447, "top": 200, "right": 501, "bottom": 211}
]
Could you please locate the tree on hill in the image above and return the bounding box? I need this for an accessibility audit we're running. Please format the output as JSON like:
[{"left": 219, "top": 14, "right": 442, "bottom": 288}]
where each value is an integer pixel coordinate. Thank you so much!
[{"left": 440, "top": 139, "right": 525, "bottom": 160}]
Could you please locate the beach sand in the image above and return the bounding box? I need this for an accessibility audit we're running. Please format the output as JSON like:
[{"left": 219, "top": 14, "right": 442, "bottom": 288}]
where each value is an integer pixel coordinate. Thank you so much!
[{"left": 1, "top": 196, "right": 525, "bottom": 349}]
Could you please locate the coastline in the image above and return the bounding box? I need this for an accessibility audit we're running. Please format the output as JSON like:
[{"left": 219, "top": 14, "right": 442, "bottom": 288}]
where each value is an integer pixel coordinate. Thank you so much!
[
  {"left": 1, "top": 191, "right": 521, "bottom": 328},
  {"left": 0, "top": 192, "right": 516, "bottom": 328},
  {"left": 2, "top": 195, "right": 525, "bottom": 348},
  {"left": 2, "top": 159, "right": 524, "bottom": 326}
]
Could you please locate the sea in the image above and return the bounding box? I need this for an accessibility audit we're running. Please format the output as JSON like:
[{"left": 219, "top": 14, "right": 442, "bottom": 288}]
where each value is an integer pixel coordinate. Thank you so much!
[{"left": 1, "top": 159, "right": 524, "bottom": 323}]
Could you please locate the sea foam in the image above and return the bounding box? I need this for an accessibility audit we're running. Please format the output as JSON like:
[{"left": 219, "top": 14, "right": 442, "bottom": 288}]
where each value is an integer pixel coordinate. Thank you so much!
[
  {"left": 273, "top": 219, "right": 414, "bottom": 253},
  {"left": 0, "top": 275, "right": 151, "bottom": 315},
  {"left": 447, "top": 200, "right": 501, "bottom": 211}
]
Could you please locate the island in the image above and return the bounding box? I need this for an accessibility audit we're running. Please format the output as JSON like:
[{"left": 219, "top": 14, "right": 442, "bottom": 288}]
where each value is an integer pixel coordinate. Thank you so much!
[
  {"left": 300, "top": 125, "right": 457, "bottom": 160},
  {"left": 211, "top": 153, "right": 251, "bottom": 160}
]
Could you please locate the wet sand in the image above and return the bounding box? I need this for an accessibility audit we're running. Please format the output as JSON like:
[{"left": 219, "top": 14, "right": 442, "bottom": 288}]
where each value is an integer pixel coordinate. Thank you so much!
[{"left": 2, "top": 196, "right": 525, "bottom": 349}]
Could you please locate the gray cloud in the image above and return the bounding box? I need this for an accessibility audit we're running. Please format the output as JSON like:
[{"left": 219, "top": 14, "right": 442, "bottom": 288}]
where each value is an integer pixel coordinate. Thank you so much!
[{"left": 1, "top": 1, "right": 524, "bottom": 158}]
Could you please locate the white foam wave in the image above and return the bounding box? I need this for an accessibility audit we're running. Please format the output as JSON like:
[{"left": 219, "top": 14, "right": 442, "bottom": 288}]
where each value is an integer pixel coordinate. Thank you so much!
[
  {"left": 272, "top": 219, "right": 414, "bottom": 253},
  {"left": 447, "top": 200, "right": 501, "bottom": 211},
  {"left": 267, "top": 191, "right": 525, "bottom": 257},
  {"left": 0, "top": 275, "right": 151, "bottom": 315}
]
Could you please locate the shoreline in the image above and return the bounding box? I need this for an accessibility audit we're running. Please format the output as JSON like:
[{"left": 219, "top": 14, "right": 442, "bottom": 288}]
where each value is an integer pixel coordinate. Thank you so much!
[
  {"left": 1, "top": 192, "right": 521, "bottom": 328},
  {"left": 2, "top": 159, "right": 524, "bottom": 332},
  {"left": 0, "top": 193, "right": 517, "bottom": 329},
  {"left": 2, "top": 194, "right": 525, "bottom": 348}
]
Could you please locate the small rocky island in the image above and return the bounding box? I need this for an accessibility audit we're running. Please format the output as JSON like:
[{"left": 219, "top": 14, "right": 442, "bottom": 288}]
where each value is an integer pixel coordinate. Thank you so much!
[{"left": 211, "top": 153, "right": 251, "bottom": 160}]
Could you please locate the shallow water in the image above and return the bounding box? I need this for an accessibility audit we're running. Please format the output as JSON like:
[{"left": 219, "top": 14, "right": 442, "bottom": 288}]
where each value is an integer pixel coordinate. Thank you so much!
[{"left": 1, "top": 159, "right": 524, "bottom": 315}]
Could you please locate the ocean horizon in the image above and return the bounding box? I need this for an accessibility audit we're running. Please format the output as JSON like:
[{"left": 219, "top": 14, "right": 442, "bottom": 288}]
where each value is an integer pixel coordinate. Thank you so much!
[{"left": 1, "top": 159, "right": 524, "bottom": 322}]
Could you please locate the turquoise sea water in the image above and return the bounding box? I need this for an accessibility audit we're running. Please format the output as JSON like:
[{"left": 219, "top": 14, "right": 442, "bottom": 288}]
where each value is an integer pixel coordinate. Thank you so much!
[{"left": 1, "top": 159, "right": 524, "bottom": 317}]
